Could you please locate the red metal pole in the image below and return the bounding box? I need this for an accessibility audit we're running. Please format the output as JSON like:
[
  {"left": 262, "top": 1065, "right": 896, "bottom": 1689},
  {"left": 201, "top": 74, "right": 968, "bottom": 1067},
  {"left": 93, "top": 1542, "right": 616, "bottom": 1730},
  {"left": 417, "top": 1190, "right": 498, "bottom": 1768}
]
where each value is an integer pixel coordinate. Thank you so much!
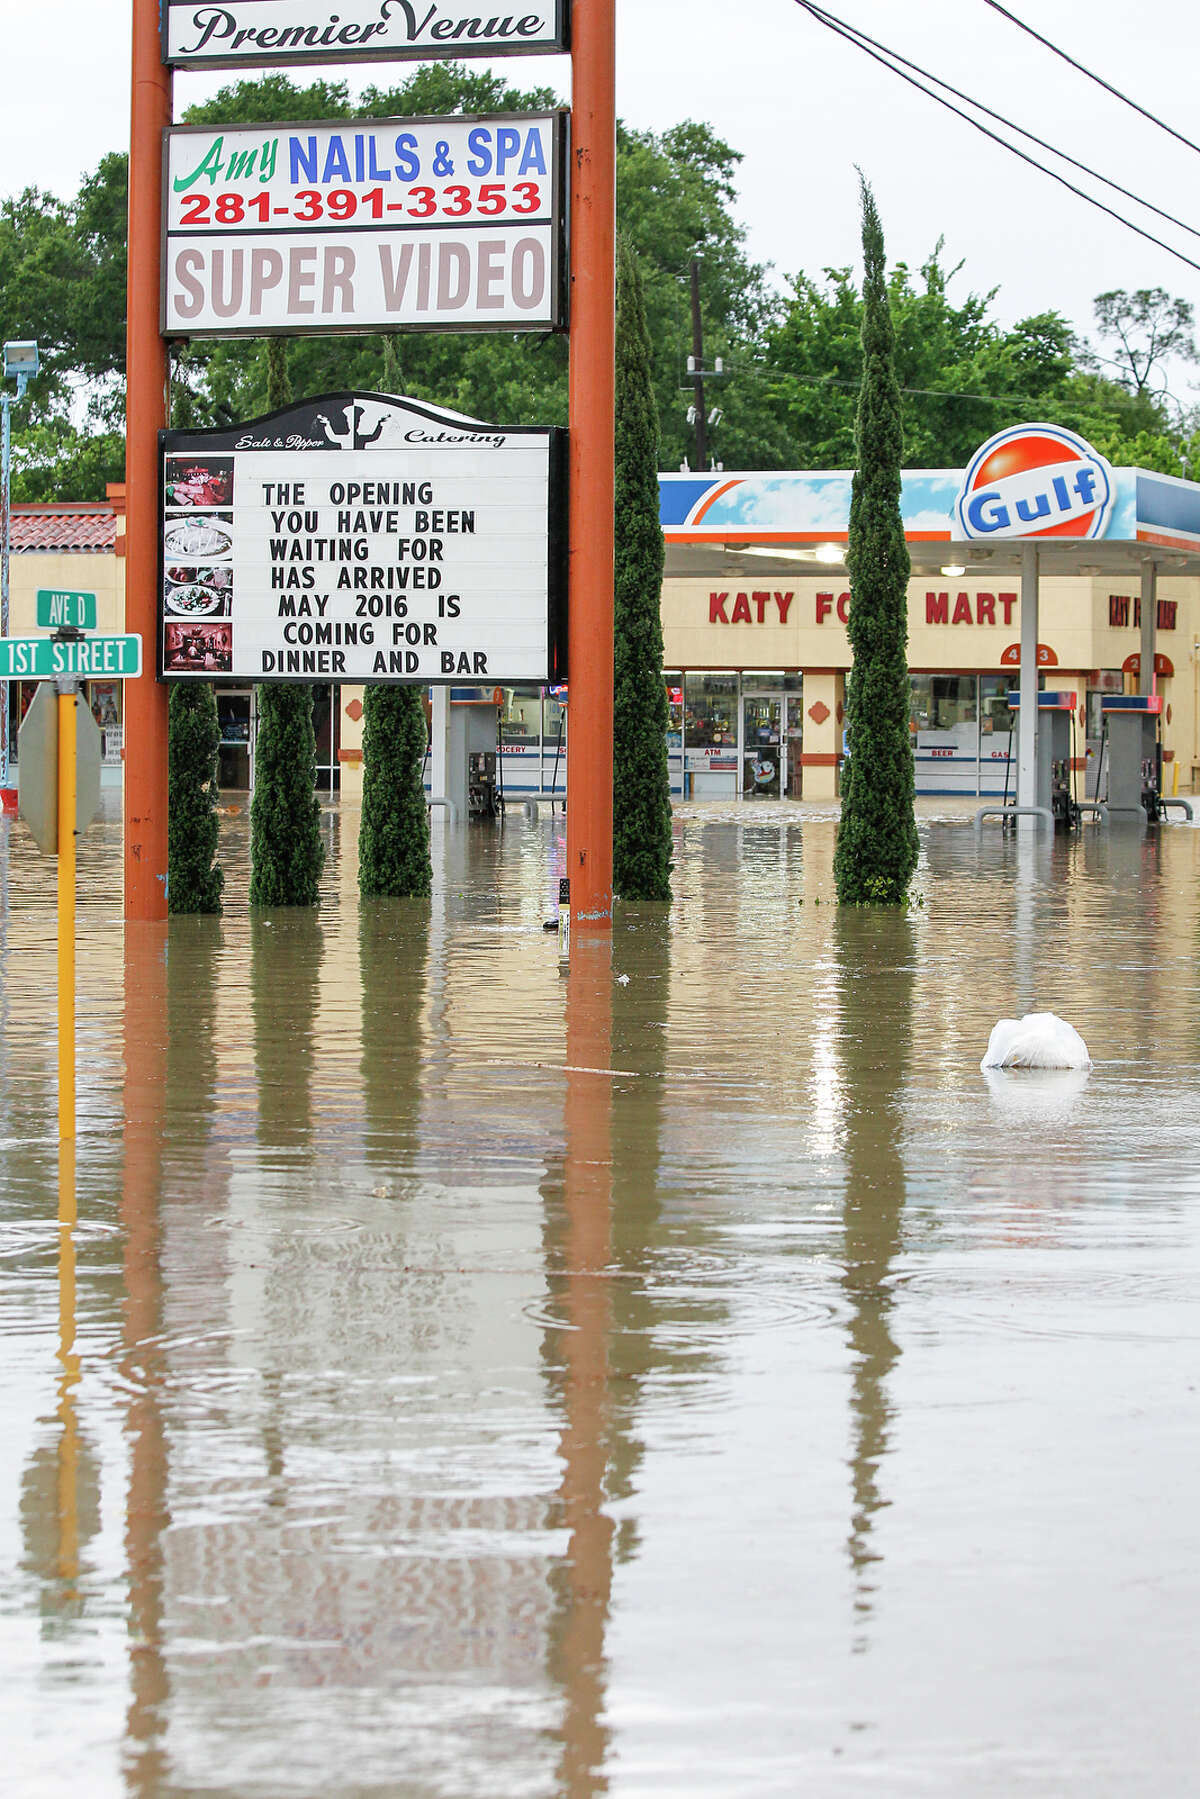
[
  {"left": 566, "top": 0, "right": 616, "bottom": 929},
  {"left": 124, "top": 0, "right": 171, "bottom": 920}
]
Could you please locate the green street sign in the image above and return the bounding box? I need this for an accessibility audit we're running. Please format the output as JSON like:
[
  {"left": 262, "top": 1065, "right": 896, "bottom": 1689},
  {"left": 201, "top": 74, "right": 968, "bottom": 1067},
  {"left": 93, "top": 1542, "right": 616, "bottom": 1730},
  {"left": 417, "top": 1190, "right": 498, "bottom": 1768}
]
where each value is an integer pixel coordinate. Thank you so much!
[
  {"left": 0, "top": 635, "right": 142, "bottom": 680},
  {"left": 36, "top": 588, "right": 97, "bottom": 630}
]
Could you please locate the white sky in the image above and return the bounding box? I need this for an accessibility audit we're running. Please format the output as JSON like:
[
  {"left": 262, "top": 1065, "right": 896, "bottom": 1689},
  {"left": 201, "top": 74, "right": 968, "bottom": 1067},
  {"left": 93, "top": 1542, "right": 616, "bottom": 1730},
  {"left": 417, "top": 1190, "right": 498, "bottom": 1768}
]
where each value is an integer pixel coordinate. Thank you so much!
[{"left": 5, "top": 0, "right": 1200, "bottom": 401}]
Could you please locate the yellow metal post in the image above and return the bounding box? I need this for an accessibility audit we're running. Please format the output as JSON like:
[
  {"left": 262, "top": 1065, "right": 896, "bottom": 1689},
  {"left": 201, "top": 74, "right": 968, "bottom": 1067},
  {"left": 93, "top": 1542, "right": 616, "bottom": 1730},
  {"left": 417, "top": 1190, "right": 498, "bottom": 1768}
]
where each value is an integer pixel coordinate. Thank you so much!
[{"left": 57, "top": 688, "right": 76, "bottom": 1140}]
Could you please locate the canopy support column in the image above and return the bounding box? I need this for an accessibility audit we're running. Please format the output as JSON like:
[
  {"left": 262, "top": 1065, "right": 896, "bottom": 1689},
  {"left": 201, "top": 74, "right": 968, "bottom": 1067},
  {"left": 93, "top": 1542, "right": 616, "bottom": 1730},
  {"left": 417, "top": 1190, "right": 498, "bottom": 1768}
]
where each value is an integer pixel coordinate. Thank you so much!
[{"left": 1017, "top": 543, "right": 1040, "bottom": 812}]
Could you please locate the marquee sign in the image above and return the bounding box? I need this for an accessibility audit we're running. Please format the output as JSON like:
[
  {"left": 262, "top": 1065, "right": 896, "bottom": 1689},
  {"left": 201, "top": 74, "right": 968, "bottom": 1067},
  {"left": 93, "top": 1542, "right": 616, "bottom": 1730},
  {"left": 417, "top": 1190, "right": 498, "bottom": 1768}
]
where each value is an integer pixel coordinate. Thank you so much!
[
  {"left": 158, "top": 393, "right": 567, "bottom": 685},
  {"left": 163, "top": 112, "right": 567, "bottom": 337},
  {"left": 164, "top": 1, "right": 570, "bottom": 68}
]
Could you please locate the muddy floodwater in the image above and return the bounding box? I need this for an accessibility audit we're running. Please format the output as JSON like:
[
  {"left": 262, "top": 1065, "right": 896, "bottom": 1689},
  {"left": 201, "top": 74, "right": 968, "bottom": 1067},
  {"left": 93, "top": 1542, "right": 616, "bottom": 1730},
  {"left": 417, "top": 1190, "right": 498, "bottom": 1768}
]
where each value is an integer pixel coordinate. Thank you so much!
[{"left": 2, "top": 795, "right": 1199, "bottom": 1796}]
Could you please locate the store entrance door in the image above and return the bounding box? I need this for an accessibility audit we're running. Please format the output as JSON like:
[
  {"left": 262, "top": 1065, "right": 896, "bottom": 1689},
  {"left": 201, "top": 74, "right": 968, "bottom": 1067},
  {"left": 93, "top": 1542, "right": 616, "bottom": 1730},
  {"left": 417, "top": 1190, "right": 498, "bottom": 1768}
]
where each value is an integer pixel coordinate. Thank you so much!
[{"left": 742, "top": 692, "right": 783, "bottom": 797}]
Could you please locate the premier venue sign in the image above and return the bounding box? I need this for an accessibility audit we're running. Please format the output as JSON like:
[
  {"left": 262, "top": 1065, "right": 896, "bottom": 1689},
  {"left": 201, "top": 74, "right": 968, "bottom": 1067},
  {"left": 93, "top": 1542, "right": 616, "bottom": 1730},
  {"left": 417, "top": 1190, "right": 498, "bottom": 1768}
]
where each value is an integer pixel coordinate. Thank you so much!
[
  {"left": 163, "top": 112, "right": 567, "bottom": 336},
  {"left": 164, "top": 2, "right": 570, "bottom": 68},
  {"left": 158, "top": 393, "right": 566, "bottom": 685}
]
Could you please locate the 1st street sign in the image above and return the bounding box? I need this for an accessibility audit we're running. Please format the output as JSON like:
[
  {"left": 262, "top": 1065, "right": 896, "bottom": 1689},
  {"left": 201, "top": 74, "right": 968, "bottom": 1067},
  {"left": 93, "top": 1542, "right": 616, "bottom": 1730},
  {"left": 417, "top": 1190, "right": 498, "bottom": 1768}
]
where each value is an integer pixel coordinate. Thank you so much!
[
  {"left": 0, "top": 635, "right": 142, "bottom": 679},
  {"left": 36, "top": 589, "right": 98, "bottom": 630}
]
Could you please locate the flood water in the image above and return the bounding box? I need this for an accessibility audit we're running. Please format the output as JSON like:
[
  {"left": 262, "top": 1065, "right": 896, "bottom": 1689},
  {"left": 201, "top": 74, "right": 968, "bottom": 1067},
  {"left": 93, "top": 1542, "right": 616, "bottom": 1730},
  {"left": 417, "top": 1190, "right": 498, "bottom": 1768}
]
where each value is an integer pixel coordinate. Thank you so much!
[{"left": 2, "top": 793, "right": 1199, "bottom": 1796}]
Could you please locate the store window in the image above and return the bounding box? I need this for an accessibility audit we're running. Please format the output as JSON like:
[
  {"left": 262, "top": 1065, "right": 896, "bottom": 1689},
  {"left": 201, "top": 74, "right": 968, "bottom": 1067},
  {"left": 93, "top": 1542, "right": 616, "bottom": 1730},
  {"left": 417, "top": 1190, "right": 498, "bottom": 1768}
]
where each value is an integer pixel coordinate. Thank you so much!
[
  {"left": 500, "top": 685, "right": 542, "bottom": 752},
  {"left": 1087, "top": 671, "right": 1124, "bottom": 739},
  {"left": 217, "top": 690, "right": 252, "bottom": 789},
  {"left": 88, "top": 681, "right": 124, "bottom": 767},
  {"left": 909, "top": 674, "right": 977, "bottom": 735},
  {"left": 543, "top": 687, "right": 567, "bottom": 756},
  {"left": 684, "top": 673, "right": 738, "bottom": 747},
  {"left": 665, "top": 673, "right": 683, "bottom": 746}
]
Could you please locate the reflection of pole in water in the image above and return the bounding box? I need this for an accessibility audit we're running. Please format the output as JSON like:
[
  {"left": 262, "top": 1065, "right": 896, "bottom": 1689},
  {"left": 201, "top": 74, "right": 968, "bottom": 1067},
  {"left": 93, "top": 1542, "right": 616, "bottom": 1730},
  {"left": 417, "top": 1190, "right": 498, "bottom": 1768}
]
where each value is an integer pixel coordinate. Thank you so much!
[
  {"left": 18, "top": 1136, "right": 103, "bottom": 1625},
  {"left": 548, "top": 936, "right": 615, "bottom": 1797},
  {"left": 121, "top": 921, "right": 170, "bottom": 1798},
  {"left": 833, "top": 911, "right": 913, "bottom": 1652},
  {"left": 56, "top": 1138, "right": 80, "bottom": 1591}
]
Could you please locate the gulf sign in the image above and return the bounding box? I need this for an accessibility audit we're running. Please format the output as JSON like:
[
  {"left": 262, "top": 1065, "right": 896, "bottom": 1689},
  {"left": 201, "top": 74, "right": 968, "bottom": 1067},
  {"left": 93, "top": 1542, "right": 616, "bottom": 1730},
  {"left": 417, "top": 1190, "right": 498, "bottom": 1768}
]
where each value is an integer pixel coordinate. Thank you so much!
[{"left": 955, "top": 424, "right": 1115, "bottom": 541}]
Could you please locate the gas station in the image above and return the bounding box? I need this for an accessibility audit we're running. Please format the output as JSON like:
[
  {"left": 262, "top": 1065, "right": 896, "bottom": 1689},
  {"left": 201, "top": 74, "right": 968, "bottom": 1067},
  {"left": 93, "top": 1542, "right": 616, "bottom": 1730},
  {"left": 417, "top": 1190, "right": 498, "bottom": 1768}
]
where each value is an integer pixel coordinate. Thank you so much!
[{"left": 656, "top": 423, "right": 1200, "bottom": 825}]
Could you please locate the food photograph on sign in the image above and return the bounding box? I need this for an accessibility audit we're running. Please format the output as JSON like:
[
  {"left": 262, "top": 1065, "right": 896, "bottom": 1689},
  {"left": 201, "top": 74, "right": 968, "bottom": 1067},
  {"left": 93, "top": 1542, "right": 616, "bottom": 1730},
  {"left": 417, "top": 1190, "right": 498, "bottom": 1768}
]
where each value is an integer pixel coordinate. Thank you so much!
[
  {"left": 163, "top": 113, "right": 567, "bottom": 337},
  {"left": 164, "top": 621, "right": 235, "bottom": 673},
  {"left": 158, "top": 392, "right": 567, "bottom": 687}
]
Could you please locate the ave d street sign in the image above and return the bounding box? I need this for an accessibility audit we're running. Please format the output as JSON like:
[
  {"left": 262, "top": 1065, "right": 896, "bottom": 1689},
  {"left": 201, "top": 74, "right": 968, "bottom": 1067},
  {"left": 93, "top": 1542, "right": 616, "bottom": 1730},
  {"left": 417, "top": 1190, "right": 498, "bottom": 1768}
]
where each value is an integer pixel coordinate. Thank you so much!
[
  {"left": 37, "top": 588, "right": 97, "bottom": 630},
  {"left": 0, "top": 635, "right": 142, "bottom": 679}
]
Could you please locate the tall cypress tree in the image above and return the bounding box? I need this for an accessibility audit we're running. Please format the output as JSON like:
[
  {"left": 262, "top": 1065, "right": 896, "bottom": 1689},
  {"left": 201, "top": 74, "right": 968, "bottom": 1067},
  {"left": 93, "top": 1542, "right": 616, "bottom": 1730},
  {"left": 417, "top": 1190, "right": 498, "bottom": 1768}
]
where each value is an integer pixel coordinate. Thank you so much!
[
  {"left": 167, "top": 682, "right": 223, "bottom": 913},
  {"left": 249, "top": 336, "right": 325, "bottom": 906},
  {"left": 613, "top": 237, "right": 672, "bottom": 902},
  {"left": 834, "top": 180, "right": 919, "bottom": 906},
  {"left": 358, "top": 684, "right": 432, "bottom": 897}
]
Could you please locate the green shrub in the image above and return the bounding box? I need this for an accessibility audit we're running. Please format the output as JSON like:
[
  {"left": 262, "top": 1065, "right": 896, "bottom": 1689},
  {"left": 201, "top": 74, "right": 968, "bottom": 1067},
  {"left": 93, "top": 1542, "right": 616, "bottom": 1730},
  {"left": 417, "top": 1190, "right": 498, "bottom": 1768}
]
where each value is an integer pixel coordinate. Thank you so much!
[
  {"left": 358, "top": 684, "right": 432, "bottom": 898},
  {"left": 249, "top": 684, "right": 324, "bottom": 906},
  {"left": 167, "top": 682, "right": 223, "bottom": 914}
]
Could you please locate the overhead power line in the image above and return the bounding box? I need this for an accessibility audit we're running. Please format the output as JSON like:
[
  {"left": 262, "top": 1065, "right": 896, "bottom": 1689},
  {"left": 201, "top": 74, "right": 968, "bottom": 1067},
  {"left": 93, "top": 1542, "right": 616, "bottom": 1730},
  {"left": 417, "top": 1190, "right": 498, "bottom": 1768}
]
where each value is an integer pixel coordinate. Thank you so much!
[
  {"left": 801, "top": 3, "right": 1200, "bottom": 246},
  {"left": 982, "top": 0, "right": 1200, "bottom": 161},
  {"left": 793, "top": 1, "right": 1200, "bottom": 278}
]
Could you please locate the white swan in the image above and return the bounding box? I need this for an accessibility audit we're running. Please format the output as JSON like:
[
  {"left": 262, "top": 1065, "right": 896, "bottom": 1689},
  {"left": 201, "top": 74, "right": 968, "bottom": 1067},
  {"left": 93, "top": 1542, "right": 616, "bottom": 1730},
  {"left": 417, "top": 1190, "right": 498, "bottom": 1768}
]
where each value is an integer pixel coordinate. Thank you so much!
[{"left": 980, "top": 1011, "right": 1092, "bottom": 1071}]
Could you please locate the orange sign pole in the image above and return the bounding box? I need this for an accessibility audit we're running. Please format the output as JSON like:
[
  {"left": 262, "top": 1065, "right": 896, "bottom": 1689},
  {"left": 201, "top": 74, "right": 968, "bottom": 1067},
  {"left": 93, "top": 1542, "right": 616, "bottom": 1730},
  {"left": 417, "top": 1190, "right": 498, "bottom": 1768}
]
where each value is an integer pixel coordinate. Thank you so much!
[
  {"left": 566, "top": 0, "right": 616, "bottom": 930},
  {"left": 124, "top": 0, "right": 171, "bottom": 920}
]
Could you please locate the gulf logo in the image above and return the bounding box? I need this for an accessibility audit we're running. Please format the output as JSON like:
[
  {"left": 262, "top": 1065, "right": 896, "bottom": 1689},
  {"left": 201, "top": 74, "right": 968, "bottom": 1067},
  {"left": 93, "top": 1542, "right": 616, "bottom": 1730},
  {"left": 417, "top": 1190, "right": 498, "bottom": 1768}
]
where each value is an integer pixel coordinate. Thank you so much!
[{"left": 955, "top": 423, "right": 1115, "bottom": 541}]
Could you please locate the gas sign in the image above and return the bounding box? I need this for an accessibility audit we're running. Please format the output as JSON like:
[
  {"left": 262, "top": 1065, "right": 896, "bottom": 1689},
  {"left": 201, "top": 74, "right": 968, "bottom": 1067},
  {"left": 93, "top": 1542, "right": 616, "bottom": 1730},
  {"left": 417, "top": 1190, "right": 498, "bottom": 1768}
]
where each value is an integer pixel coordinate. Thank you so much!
[{"left": 955, "top": 423, "right": 1116, "bottom": 542}]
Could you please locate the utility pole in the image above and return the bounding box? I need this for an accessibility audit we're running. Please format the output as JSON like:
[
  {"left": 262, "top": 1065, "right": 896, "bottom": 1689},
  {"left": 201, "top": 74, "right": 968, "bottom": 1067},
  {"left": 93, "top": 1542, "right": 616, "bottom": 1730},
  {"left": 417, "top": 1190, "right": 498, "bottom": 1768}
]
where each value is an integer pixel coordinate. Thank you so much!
[
  {"left": 685, "top": 259, "right": 727, "bottom": 471},
  {"left": 689, "top": 261, "right": 708, "bottom": 473},
  {"left": 124, "top": 0, "right": 171, "bottom": 919},
  {"left": 565, "top": 0, "right": 617, "bottom": 930}
]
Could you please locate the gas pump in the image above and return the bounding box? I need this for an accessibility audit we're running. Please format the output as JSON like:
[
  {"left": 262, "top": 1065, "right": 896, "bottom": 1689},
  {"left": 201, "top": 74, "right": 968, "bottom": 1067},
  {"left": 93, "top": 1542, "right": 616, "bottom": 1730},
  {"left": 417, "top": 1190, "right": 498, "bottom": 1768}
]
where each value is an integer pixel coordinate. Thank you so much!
[
  {"left": 445, "top": 688, "right": 503, "bottom": 821},
  {"left": 1099, "top": 693, "right": 1163, "bottom": 823},
  {"left": 1006, "top": 690, "right": 1080, "bottom": 831},
  {"left": 468, "top": 750, "right": 500, "bottom": 817}
]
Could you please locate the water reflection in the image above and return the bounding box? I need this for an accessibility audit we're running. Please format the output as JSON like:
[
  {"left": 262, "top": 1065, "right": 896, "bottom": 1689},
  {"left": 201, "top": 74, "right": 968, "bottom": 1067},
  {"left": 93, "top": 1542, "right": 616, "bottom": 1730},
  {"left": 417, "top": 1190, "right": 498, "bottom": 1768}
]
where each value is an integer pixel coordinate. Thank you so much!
[
  {"left": 6, "top": 804, "right": 1200, "bottom": 1794},
  {"left": 18, "top": 1140, "right": 101, "bottom": 1626},
  {"left": 545, "top": 935, "right": 616, "bottom": 1798},
  {"left": 833, "top": 908, "right": 914, "bottom": 1651},
  {"left": 359, "top": 900, "right": 429, "bottom": 1168},
  {"left": 121, "top": 922, "right": 170, "bottom": 1799},
  {"left": 252, "top": 911, "right": 324, "bottom": 1150}
]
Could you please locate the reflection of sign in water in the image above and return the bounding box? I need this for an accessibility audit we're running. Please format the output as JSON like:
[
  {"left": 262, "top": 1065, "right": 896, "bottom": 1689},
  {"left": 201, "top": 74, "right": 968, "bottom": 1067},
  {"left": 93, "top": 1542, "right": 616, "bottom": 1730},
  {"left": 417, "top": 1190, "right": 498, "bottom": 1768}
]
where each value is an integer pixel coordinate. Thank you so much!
[
  {"left": 164, "top": 113, "right": 566, "bottom": 336},
  {"left": 159, "top": 392, "right": 567, "bottom": 686},
  {"left": 164, "top": 1, "right": 570, "bottom": 69}
]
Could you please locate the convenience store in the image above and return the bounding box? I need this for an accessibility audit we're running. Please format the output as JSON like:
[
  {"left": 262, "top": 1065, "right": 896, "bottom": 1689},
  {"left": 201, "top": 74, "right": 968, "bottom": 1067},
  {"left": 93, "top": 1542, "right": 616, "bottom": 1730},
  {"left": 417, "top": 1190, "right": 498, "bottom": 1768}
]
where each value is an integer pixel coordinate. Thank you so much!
[{"left": 651, "top": 429, "right": 1200, "bottom": 801}]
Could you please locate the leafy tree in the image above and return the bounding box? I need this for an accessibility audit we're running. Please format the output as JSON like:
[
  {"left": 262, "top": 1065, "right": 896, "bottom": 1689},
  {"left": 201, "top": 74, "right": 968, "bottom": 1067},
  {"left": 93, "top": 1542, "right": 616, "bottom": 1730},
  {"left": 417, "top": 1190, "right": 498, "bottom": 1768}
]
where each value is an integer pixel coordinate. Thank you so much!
[
  {"left": 1089, "top": 288, "right": 1197, "bottom": 398},
  {"left": 763, "top": 245, "right": 1179, "bottom": 470},
  {"left": 613, "top": 238, "right": 672, "bottom": 902},
  {"left": 358, "top": 685, "right": 432, "bottom": 898},
  {"left": 249, "top": 687, "right": 325, "bottom": 906},
  {"left": 2, "top": 67, "right": 780, "bottom": 488},
  {"left": 167, "top": 683, "right": 223, "bottom": 913},
  {"left": 834, "top": 181, "right": 918, "bottom": 908}
]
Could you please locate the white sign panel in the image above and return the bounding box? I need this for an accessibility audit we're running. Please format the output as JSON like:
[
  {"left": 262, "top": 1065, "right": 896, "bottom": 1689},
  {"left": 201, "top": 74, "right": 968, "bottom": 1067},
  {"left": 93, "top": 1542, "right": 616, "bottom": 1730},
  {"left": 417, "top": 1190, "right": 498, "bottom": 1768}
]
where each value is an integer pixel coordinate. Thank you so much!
[
  {"left": 159, "top": 393, "right": 567, "bottom": 685},
  {"left": 163, "top": 113, "right": 566, "bottom": 336},
  {"left": 164, "top": 1, "right": 570, "bottom": 69}
]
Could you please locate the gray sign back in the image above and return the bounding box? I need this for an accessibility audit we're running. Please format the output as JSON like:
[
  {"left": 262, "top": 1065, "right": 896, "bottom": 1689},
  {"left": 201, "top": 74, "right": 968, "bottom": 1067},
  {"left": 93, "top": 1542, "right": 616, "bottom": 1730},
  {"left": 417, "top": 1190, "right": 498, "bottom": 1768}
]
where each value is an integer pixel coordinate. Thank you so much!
[{"left": 17, "top": 685, "right": 103, "bottom": 855}]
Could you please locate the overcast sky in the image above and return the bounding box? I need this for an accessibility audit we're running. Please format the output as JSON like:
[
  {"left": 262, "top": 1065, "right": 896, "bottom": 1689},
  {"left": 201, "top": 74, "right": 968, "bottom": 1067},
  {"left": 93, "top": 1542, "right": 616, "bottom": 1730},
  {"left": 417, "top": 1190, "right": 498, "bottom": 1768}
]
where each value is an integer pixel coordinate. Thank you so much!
[{"left": 6, "top": 0, "right": 1200, "bottom": 400}]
